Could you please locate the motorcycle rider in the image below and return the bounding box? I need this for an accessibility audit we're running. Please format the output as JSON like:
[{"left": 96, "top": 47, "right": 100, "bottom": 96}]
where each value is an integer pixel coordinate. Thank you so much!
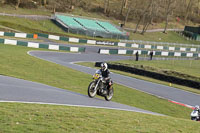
[
  {"left": 194, "top": 105, "right": 200, "bottom": 114},
  {"left": 98, "top": 62, "right": 113, "bottom": 92}
]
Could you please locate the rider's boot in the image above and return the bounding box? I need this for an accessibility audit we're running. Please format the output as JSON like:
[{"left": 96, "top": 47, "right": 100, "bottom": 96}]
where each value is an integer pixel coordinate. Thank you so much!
[{"left": 107, "top": 85, "right": 112, "bottom": 93}]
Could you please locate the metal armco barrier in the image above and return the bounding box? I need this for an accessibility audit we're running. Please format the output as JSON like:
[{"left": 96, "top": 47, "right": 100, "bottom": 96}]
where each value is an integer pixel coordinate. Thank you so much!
[
  {"left": 98, "top": 49, "right": 200, "bottom": 58},
  {"left": 0, "top": 38, "right": 85, "bottom": 52},
  {"left": 1, "top": 31, "right": 199, "bottom": 55}
]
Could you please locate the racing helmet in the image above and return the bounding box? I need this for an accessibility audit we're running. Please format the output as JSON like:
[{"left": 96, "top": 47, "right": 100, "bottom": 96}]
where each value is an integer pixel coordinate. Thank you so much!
[
  {"left": 195, "top": 105, "right": 200, "bottom": 110},
  {"left": 101, "top": 62, "right": 108, "bottom": 71}
]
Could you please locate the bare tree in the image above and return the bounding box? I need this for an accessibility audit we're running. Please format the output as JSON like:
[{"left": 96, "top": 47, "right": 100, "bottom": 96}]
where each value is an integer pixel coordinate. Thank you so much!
[
  {"left": 141, "top": 0, "right": 159, "bottom": 34},
  {"left": 133, "top": 0, "right": 155, "bottom": 34},
  {"left": 120, "top": 0, "right": 128, "bottom": 15},
  {"left": 184, "top": 0, "right": 194, "bottom": 21},
  {"left": 15, "top": 0, "right": 21, "bottom": 10},
  {"left": 134, "top": 1, "right": 153, "bottom": 33},
  {"left": 163, "top": 0, "right": 176, "bottom": 33},
  {"left": 0, "top": 0, "right": 5, "bottom": 4},
  {"left": 104, "top": 0, "right": 110, "bottom": 14},
  {"left": 198, "top": 0, "right": 200, "bottom": 16},
  {"left": 124, "top": 0, "right": 135, "bottom": 26},
  {"left": 43, "top": 0, "right": 47, "bottom": 6},
  {"left": 70, "top": 0, "right": 75, "bottom": 9}
]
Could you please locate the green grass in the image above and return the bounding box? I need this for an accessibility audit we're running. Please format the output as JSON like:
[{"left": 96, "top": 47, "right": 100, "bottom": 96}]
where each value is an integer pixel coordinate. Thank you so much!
[
  {"left": 0, "top": 44, "right": 193, "bottom": 119},
  {"left": 129, "top": 31, "right": 200, "bottom": 44},
  {"left": 1, "top": 102, "right": 200, "bottom": 133},
  {"left": 0, "top": 16, "right": 64, "bottom": 34}
]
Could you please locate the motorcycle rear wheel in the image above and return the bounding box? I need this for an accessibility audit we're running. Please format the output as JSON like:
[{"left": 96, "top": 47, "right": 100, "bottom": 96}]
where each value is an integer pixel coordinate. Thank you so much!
[
  {"left": 191, "top": 117, "right": 198, "bottom": 121},
  {"left": 105, "top": 87, "right": 114, "bottom": 101},
  {"left": 88, "top": 81, "right": 97, "bottom": 98}
]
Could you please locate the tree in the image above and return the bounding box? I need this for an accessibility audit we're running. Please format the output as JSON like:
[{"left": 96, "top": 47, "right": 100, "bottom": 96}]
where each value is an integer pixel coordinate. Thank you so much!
[
  {"left": 134, "top": 1, "right": 153, "bottom": 33},
  {"left": 120, "top": 0, "right": 128, "bottom": 15},
  {"left": 134, "top": 0, "right": 154, "bottom": 34},
  {"left": 70, "top": 0, "right": 75, "bottom": 9},
  {"left": 198, "top": 0, "right": 200, "bottom": 16},
  {"left": 124, "top": 0, "right": 133, "bottom": 25},
  {"left": 43, "top": 0, "right": 47, "bottom": 6},
  {"left": 104, "top": 0, "right": 110, "bottom": 14},
  {"left": 141, "top": 0, "right": 159, "bottom": 34},
  {"left": 0, "top": 0, "right": 5, "bottom": 4},
  {"left": 163, "top": 0, "right": 176, "bottom": 33},
  {"left": 184, "top": 0, "right": 194, "bottom": 22},
  {"left": 15, "top": 0, "right": 21, "bottom": 10}
]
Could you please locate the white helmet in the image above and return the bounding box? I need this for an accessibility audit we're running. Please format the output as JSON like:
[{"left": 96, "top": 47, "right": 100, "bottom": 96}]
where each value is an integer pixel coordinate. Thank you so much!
[
  {"left": 101, "top": 62, "right": 108, "bottom": 71},
  {"left": 195, "top": 105, "right": 199, "bottom": 110}
]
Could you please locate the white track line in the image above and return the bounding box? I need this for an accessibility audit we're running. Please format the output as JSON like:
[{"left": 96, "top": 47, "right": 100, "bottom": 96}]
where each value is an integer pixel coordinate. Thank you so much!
[{"left": 0, "top": 100, "right": 163, "bottom": 116}]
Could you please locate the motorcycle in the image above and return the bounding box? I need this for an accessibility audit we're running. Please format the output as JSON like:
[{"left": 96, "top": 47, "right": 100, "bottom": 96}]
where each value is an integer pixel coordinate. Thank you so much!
[
  {"left": 88, "top": 72, "right": 114, "bottom": 101},
  {"left": 191, "top": 108, "right": 200, "bottom": 121}
]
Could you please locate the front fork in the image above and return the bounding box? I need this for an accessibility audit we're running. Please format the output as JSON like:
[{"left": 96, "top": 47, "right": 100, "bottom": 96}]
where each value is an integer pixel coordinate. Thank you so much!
[{"left": 94, "top": 79, "right": 100, "bottom": 91}]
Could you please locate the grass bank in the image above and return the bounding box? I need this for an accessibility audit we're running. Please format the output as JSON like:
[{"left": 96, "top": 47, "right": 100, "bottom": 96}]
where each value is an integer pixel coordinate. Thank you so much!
[
  {"left": 130, "top": 31, "right": 200, "bottom": 44},
  {"left": 1, "top": 102, "right": 200, "bottom": 133},
  {"left": 0, "top": 44, "right": 193, "bottom": 119}
]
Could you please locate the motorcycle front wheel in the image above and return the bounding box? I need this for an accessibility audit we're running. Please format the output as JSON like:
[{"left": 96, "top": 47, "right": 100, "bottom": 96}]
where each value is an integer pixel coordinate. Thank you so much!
[
  {"left": 105, "top": 87, "right": 114, "bottom": 101},
  {"left": 88, "top": 81, "right": 97, "bottom": 98}
]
